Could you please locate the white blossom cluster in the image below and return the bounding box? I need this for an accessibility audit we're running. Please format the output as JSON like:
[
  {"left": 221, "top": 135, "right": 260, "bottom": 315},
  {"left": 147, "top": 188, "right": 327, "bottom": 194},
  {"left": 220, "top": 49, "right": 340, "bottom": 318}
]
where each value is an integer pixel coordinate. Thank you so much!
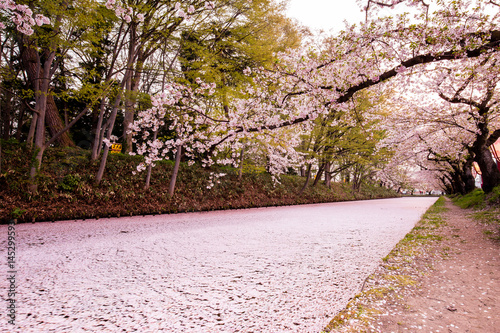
[
  {"left": 206, "top": 172, "right": 226, "bottom": 189},
  {"left": 0, "top": 0, "right": 50, "bottom": 35},
  {"left": 128, "top": 0, "right": 500, "bottom": 188},
  {"left": 105, "top": 0, "right": 144, "bottom": 23}
]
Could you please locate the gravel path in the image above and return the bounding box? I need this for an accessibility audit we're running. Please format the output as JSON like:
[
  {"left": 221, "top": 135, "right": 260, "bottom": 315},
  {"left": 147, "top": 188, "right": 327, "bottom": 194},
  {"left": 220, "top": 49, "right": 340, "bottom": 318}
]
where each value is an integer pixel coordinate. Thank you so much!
[{"left": 1, "top": 197, "right": 437, "bottom": 332}]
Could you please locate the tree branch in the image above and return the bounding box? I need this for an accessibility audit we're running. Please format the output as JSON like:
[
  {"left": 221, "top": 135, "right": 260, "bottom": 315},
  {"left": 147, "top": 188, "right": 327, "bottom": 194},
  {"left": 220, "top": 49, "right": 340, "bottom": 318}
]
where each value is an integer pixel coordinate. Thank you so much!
[{"left": 44, "top": 106, "right": 89, "bottom": 148}]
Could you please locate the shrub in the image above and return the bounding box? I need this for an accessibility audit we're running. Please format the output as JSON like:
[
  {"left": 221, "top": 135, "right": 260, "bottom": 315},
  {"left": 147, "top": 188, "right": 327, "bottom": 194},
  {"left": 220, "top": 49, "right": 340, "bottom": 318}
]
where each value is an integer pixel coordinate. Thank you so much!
[
  {"left": 59, "top": 174, "right": 82, "bottom": 192},
  {"left": 11, "top": 207, "right": 26, "bottom": 219}
]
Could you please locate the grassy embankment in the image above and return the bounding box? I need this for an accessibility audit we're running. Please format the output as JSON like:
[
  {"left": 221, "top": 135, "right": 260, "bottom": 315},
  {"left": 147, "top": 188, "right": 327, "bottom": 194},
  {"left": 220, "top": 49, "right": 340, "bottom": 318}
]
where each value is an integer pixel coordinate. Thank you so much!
[
  {"left": 0, "top": 140, "right": 398, "bottom": 223},
  {"left": 451, "top": 187, "right": 500, "bottom": 240},
  {"left": 323, "top": 187, "right": 500, "bottom": 332}
]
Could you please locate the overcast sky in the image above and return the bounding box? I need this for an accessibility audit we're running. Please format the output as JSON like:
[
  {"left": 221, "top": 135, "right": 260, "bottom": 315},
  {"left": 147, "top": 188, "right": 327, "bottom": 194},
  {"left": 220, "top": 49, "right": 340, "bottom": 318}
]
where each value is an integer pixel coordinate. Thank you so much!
[
  {"left": 285, "top": 0, "right": 366, "bottom": 33},
  {"left": 286, "top": 1, "right": 499, "bottom": 33}
]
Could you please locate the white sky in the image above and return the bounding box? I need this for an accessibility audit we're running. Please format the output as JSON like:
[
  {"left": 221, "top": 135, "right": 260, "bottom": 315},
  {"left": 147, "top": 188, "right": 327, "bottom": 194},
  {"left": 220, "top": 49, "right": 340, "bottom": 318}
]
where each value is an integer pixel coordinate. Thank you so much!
[
  {"left": 285, "top": 0, "right": 366, "bottom": 33},
  {"left": 286, "top": 1, "right": 500, "bottom": 33}
]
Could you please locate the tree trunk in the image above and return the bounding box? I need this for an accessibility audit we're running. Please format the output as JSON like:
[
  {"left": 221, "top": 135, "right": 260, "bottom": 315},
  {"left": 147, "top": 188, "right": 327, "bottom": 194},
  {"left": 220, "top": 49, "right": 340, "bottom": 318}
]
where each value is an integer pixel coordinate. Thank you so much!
[
  {"left": 91, "top": 100, "right": 107, "bottom": 160},
  {"left": 324, "top": 161, "right": 331, "bottom": 187},
  {"left": 463, "top": 158, "right": 476, "bottom": 193},
  {"left": 122, "top": 34, "right": 144, "bottom": 154},
  {"left": 299, "top": 164, "right": 312, "bottom": 195},
  {"left": 313, "top": 163, "right": 325, "bottom": 187},
  {"left": 45, "top": 94, "right": 74, "bottom": 147},
  {"left": 29, "top": 74, "right": 49, "bottom": 184},
  {"left": 352, "top": 165, "right": 364, "bottom": 191},
  {"left": 95, "top": 90, "right": 125, "bottom": 184},
  {"left": 28, "top": 47, "right": 57, "bottom": 190},
  {"left": 0, "top": 103, "right": 2, "bottom": 174},
  {"left": 15, "top": 101, "right": 26, "bottom": 141},
  {"left": 95, "top": 142, "right": 110, "bottom": 185},
  {"left": 19, "top": 38, "right": 74, "bottom": 148},
  {"left": 300, "top": 166, "right": 305, "bottom": 177},
  {"left": 475, "top": 145, "right": 500, "bottom": 193},
  {"left": 451, "top": 169, "right": 466, "bottom": 194},
  {"left": 238, "top": 146, "right": 244, "bottom": 180},
  {"left": 1, "top": 88, "right": 12, "bottom": 140},
  {"left": 27, "top": 112, "right": 37, "bottom": 147},
  {"left": 122, "top": 73, "right": 143, "bottom": 153},
  {"left": 168, "top": 145, "right": 183, "bottom": 197},
  {"left": 144, "top": 130, "right": 157, "bottom": 190},
  {"left": 470, "top": 119, "right": 500, "bottom": 193},
  {"left": 95, "top": 20, "right": 141, "bottom": 183}
]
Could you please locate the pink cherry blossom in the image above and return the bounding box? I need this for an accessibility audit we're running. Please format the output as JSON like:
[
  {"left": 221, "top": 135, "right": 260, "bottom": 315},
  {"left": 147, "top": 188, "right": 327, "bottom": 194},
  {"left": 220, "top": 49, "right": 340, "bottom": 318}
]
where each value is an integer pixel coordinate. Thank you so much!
[
  {"left": 105, "top": 0, "right": 115, "bottom": 10},
  {"left": 125, "top": 0, "right": 500, "bottom": 189},
  {"left": 0, "top": 0, "right": 50, "bottom": 35},
  {"left": 177, "top": 9, "right": 186, "bottom": 18}
]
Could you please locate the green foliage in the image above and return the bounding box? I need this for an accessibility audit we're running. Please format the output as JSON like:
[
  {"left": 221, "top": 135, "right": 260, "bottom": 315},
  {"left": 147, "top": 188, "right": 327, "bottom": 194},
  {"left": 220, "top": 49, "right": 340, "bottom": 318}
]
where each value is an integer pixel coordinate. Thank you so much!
[
  {"left": 11, "top": 207, "right": 26, "bottom": 219},
  {"left": 452, "top": 188, "right": 486, "bottom": 209},
  {"left": 388, "top": 197, "right": 447, "bottom": 257},
  {"left": 0, "top": 141, "right": 399, "bottom": 223},
  {"left": 451, "top": 185, "right": 500, "bottom": 241},
  {"left": 487, "top": 185, "right": 500, "bottom": 204},
  {"left": 59, "top": 174, "right": 82, "bottom": 192},
  {"left": 179, "top": 0, "right": 302, "bottom": 92},
  {"left": 298, "top": 90, "right": 393, "bottom": 192}
]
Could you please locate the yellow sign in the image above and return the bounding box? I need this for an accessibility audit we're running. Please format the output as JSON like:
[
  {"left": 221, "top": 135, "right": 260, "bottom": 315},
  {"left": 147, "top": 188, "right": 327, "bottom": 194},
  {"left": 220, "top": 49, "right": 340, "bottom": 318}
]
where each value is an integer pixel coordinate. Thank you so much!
[{"left": 110, "top": 143, "right": 122, "bottom": 154}]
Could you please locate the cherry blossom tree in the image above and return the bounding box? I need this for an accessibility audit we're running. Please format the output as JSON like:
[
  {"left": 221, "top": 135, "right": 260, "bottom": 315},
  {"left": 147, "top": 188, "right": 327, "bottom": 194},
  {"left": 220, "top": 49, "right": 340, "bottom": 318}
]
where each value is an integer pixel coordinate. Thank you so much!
[
  {"left": 380, "top": 49, "right": 500, "bottom": 192},
  {"left": 128, "top": 0, "right": 500, "bottom": 193},
  {"left": 3, "top": 0, "right": 490, "bottom": 195},
  {"left": 10, "top": 0, "right": 87, "bottom": 187},
  {"left": 94, "top": 0, "right": 299, "bottom": 185}
]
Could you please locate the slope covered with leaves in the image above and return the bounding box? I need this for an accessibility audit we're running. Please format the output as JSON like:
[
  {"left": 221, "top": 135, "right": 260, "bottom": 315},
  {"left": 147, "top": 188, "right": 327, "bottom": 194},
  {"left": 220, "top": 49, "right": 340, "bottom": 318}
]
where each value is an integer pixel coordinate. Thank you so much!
[{"left": 0, "top": 140, "right": 398, "bottom": 223}]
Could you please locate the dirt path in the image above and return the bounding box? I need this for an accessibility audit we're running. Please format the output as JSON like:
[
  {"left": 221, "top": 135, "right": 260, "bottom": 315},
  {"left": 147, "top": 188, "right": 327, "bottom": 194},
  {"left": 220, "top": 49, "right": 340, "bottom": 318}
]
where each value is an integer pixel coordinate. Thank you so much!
[{"left": 328, "top": 198, "right": 500, "bottom": 333}]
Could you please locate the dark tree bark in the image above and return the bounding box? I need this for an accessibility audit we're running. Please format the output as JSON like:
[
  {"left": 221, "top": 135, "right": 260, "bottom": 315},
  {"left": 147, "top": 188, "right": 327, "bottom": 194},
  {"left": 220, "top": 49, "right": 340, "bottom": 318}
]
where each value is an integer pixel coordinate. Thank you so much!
[
  {"left": 299, "top": 164, "right": 312, "bottom": 195},
  {"left": 238, "top": 146, "right": 244, "bottom": 180},
  {"left": 1, "top": 88, "right": 12, "bottom": 140},
  {"left": 122, "top": 51, "right": 144, "bottom": 154},
  {"left": 19, "top": 37, "right": 74, "bottom": 147},
  {"left": 324, "top": 161, "right": 332, "bottom": 187},
  {"left": 144, "top": 130, "right": 157, "bottom": 190},
  {"left": 473, "top": 144, "right": 500, "bottom": 193},
  {"left": 15, "top": 101, "right": 27, "bottom": 141},
  {"left": 45, "top": 95, "right": 74, "bottom": 147},
  {"left": 168, "top": 145, "right": 183, "bottom": 197},
  {"left": 312, "top": 163, "right": 325, "bottom": 186},
  {"left": 463, "top": 158, "right": 476, "bottom": 193},
  {"left": 300, "top": 166, "right": 305, "bottom": 177}
]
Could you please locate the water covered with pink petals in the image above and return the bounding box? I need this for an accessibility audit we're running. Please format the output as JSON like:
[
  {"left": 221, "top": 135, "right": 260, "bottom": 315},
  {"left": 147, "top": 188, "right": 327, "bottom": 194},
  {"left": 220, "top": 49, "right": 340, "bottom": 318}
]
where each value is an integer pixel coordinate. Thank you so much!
[{"left": 0, "top": 197, "right": 437, "bottom": 332}]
